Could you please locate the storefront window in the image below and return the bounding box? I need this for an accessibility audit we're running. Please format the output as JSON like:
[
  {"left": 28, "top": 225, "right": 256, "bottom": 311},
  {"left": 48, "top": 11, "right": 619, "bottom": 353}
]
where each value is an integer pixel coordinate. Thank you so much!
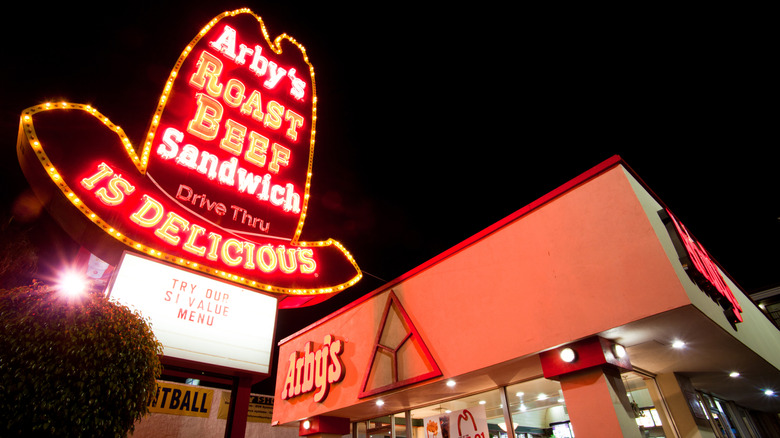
[
  {"left": 699, "top": 392, "right": 744, "bottom": 438},
  {"left": 623, "top": 371, "right": 665, "bottom": 438},
  {"left": 505, "top": 379, "right": 567, "bottom": 437},
  {"left": 356, "top": 372, "right": 675, "bottom": 438},
  {"left": 408, "top": 389, "right": 504, "bottom": 438}
]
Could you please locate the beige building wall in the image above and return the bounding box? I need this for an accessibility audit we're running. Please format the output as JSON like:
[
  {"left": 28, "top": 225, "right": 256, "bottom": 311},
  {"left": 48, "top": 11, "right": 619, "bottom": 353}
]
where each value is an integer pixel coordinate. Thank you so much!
[{"left": 131, "top": 382, "right": 300, "bottom": 438}]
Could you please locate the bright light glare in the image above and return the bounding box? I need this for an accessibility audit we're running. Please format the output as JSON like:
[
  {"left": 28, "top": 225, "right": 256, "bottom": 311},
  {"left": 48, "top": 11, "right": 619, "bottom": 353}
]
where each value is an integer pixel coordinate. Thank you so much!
[
  {"left": 765, "top": 389, "right": 775, "bottom": 396},
  {"left": 59, "top": 272, "right": 87, "bottom": 296},
  {"left": 672, "top": 340, "right": 686, "bottom": 349},
  {"left": 729, "top": 371, "right": 740, "bottom": 378},
  {"left": 446, "top": 379, "right": 456, "bottom": 387}
]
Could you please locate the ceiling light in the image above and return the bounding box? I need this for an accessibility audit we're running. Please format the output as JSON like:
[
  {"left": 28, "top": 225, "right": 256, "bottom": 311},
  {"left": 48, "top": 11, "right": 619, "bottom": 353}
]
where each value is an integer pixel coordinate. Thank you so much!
[
  {"left": 446, "top": 379, "right": 456, "bottom": 387},
  {"left": 764, "top": 389, "right": 775, "bottom": 396},
  {"left": 729, "top": 371, "right": 740, "bottom": 378},
  {"left": 537, "top": 393, "right": 548, "bottom": 401},
  {"left": 376, "top": 400, "right": 384, "bottom": 406},
  {"left": 479, "top": 400, "right": 486, "bottom": 405},
  {"left": 560, "top": 347, "right": 576, "bottom": 363},
  {"left": 516, "top": 391, "right": 524, "bottom": 398},
  {"left": 613, "top": 344, "right": 627, "bottom": 358},
  {"left": 672, "top": 340, "right": 686, "bottom": 349},
  {"left": 302, "top": 420, "right": 311, "bottom": 430}
]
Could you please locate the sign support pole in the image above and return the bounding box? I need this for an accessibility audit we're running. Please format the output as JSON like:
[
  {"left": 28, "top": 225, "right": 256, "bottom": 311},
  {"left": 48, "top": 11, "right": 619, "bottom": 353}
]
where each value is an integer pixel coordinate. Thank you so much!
[{"left": 225, "top": 374, "right": 252, "bottom": 438}]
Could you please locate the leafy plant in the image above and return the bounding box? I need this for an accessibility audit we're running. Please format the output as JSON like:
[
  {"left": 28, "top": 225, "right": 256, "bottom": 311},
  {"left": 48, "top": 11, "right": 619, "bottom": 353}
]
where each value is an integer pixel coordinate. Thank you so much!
[
  {"left": 0, "top": 281, "right": 163, "bottom": 437},
  {"left": 0, "top": 215, "right": 38, "bottom": 288}
]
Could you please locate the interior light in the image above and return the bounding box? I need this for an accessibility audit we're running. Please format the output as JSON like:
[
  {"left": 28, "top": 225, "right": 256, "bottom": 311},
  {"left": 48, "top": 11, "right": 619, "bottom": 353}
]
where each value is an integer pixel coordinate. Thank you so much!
[
  {"left": 479, "top": 400, "right": 486, "bottom": 405},
  {"left": 376, "top": 400, "right": 384, "bottom": 406},
  {"left": 302, "top": 420, "right": 311, "bottom": 430},
  {"left": 537, "top": 393, "right": 548, "bottom": 401},
  {"left": 516, "top": 391, "right": 524, "bottom": 398},
  {"left": 446, "top": 379, "right": 456, "bottom": 387},
  {"left": 729, "top": 371, "right": 740, "bottom": 378},
  {"left": 764, "top": 389, "right": 775, "bottom": 396},
  {"left": 613, "top": 344, "right": 627, "bottom": 358},
  {"left": 520, "top": 403, "right": 527, "bottom": 412},
  {"left": 560, "top": 347, "right": 576, "bottom": 363},
  {"left": 672, "top": 340, "right": 686, "bottom": 349}
]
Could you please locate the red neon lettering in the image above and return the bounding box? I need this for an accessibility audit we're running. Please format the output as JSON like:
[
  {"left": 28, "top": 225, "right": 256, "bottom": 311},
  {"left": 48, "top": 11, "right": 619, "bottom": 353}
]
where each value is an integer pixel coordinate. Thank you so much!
[
  {"left": 189, "top": 51, "right": 224, "bottom": 97},
  {"left": 268, "top": 143, "right": 290, "bottom": 174},
  {"left": 220, "top": 119, "right": 247, "bottom": 156},
  {"left": 183, "top": 224, "right": 207, "bottom": 257},
  {"left": 125, "top": 194, "right": 314, "bottom": 275},
  {"left": 94, "top": 175, "right": 135, "bottom": 206},
  {"left": 263, "top": 100, "right": 284, "bottom": 130},
  {"left": 155, "top": 127, "right": 300, "bottom": 213},
  {"left": 668, "top": 211, "right": 742, "bottom": 322},
  {"left": 154, "top": 212, "right": 190, "bottom": 245},
  {"left": 240, "top": 90, "right": 264, "bottom": 122},
  {"left": 223, "top": 78, "right": 246, "bottom": 108},
  {"left": 131, "top": 195, "right": 165, "bottom": 228},
  {"left": 81, "top": 162, "right": 114, "bottom": 189},
  {"left": 187, "top": 93, "right": 223, "bottom": 141}
]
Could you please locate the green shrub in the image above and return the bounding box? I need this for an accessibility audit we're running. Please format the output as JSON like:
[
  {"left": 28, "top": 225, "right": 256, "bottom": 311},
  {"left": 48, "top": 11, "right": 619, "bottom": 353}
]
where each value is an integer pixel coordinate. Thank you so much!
[{"left": 0, "top": 281, "right": 163, "bottom": 437}]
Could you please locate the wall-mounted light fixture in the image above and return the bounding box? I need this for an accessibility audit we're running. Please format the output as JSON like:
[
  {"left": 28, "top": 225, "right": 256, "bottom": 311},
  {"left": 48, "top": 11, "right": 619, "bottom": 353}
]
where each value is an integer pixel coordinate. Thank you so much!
[{"left": 560, "top": 347, "right": 577, "bottom": 363}]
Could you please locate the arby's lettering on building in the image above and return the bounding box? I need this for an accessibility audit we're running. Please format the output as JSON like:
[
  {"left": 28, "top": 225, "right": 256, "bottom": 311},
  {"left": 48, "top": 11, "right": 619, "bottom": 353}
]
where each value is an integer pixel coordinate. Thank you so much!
[
  {"left": 667, "top": 209, "right": 743, "bottom": 323},
  {"left": 281, "top": 335, "right": 346, "bottom": 403}
]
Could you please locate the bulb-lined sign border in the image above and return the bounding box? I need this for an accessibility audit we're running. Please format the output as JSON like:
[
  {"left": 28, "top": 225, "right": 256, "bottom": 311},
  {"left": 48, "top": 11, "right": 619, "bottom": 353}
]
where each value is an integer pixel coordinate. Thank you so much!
[{"left": 16, "top": 8, "right": 361, "bottom": 298}]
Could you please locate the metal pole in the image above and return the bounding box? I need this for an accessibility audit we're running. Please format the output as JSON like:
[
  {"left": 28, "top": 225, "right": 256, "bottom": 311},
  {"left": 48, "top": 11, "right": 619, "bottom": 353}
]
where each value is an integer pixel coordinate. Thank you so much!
[{"left": 499, "top": 386, "right": 515, "bottom": 438}]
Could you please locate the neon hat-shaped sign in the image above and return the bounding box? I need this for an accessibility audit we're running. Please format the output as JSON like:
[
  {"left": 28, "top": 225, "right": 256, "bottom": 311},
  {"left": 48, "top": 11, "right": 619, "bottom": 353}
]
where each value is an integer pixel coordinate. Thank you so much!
[{"left": 16, "top": 8, "right": 361, "bottom": 302}]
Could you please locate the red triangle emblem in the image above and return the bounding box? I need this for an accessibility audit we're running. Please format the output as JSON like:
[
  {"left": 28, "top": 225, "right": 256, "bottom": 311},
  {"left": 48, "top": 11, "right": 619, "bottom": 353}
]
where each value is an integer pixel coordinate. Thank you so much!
[{"left": 359, "top": 291, "right": 442, "bottom": 398}]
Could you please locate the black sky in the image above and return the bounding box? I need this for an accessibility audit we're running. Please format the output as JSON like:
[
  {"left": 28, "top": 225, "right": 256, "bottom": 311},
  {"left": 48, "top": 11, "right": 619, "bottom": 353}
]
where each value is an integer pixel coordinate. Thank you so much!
[{"left": 1, "top": 1, "right": 777, "bottom": 333}]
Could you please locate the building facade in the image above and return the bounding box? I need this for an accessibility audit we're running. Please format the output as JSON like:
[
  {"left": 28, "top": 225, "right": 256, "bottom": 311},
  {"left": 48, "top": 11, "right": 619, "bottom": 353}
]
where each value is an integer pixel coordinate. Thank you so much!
[{"left": 271, "top": 157, "right": 780, "bottom": 438}]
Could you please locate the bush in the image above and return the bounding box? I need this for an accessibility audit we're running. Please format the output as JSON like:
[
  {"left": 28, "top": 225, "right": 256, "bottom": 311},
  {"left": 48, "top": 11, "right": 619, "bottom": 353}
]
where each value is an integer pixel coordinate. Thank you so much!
[{"left": 0, "top": 281, "right": 163, "bottom": 437}]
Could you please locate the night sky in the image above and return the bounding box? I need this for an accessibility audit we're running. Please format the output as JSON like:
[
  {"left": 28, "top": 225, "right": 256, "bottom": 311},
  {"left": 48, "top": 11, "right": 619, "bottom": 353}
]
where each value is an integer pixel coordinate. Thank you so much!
[{"left": 2, "top": 2, "right": 776, "bottom": 341}]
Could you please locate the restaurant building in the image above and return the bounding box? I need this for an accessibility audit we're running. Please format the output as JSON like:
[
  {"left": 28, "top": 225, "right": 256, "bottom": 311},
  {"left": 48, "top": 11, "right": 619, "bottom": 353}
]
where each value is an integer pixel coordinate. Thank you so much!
[{"left": 270, "top": 156, "right": 780, "bottom": 438}]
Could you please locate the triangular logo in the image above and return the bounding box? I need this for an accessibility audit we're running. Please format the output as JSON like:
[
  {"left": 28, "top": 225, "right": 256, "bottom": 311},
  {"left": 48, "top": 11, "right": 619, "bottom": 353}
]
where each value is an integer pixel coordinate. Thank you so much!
[{"left": 359, "top": 290, "right": 442, "bottom": 398}]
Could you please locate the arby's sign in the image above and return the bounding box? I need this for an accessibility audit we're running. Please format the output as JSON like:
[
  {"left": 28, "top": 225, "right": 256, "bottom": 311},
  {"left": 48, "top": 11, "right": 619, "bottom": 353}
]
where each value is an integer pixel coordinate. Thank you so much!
[
  {"left": 16, "top": 9, "right": 361, "bottom": 299},
  {"left": 667, "top": 209, "right": 743, "bottom": 323},
  {"left": 280, "top": 335, "right": 346, "bottom": 403}
]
